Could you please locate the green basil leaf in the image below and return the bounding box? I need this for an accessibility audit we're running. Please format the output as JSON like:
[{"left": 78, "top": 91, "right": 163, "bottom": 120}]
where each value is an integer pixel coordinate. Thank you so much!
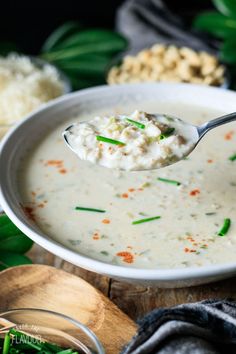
[
  {"left": 0, "top": 214, "right": 24, "bottom": 239},
  {"left": 0, "top": 251, "right": 32, "bottom": 270},
  {"left": 55, "top": 54, "right": 110, "bottom": 76},
  {"left": 0, "top": 214, "right": 11, "bottom": 227},
  {"left": 42, "top": 31, "right": 128, "bottom": 61},
  {"left": 55, "top": 29, "right": 128, "bottom": 50},
  {"left": 194, "top": 11, "right": 236, "bottom": 38},
  {"left": 213, "top": 0, "right": 236, "bottom": 17},
  {"left": 0, "top": 214, "right": 33, "bottom": 253},
  {"left": 41, "top": 21, "right": 81, "bottom": 53},
  {"left": 221, "top": 36, "right": 236, "bottom": 63},
  {"left": 65, "top": 73, "right": 106, "bottom": 90},
  {"left": 0, "top": 234, "right": 33, "bottom": 253}
]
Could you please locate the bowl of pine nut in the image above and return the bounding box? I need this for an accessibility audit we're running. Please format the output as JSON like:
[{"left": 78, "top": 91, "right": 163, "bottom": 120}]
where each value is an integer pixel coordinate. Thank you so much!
[{"left": 107, "top": 44, "right": 229, "bottom": 88}]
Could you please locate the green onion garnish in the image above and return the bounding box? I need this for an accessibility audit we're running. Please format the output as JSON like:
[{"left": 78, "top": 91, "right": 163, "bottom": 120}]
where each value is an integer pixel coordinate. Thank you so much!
[
  {"left": 126, "top": 118, "right": 145, "bottom": 129},
  {"left": 96, "top": 135, "right": 125, "bottom": 146},
  {"left": 2, "top": 328, "right": 78, "bottom": 353},
  {"left": 75, "top": 206, "right": 106, "bottom": 213},
  {"left": 132, "top": 216, "right": 161, "bottom": 225},
  {"left": 157, "top": 177, "right": 181, "bottom": 186},
  {"left": 229, "top": 153, "right": 236, "bottom": 161},
  {"left": 159, "top": 127, "right": 175, "bottom": 140},
  {"left": 218, "top": 218, "right": 231, "bottom": 236},
  {"left": 2, "top": 333, "right": 10, "bottom": 354}
]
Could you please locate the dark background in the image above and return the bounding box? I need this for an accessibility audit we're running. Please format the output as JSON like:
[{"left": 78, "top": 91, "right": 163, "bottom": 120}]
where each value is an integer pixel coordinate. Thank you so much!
[{"left": 0, "top": 1, "right": 214, "bottom": 54}]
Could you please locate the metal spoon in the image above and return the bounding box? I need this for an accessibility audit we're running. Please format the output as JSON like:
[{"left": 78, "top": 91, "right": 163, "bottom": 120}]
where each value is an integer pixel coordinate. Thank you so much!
[{"left": 63, "top": 112, "right": 236, "bottom": 171}]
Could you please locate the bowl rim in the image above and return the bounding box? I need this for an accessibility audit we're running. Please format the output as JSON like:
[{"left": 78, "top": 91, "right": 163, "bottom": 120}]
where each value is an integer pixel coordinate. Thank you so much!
[
  {"left": 1, "top": 82, "right": 236, "bottom": 282},
  {"left": 0, "top": 308, "right": 105, "bottom": 353}
]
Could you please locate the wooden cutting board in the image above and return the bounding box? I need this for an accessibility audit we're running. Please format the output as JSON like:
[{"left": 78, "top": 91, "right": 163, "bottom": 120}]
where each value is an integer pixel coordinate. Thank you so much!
[{"left": 0, "top": 264, "right": 137, "bottom": 353}]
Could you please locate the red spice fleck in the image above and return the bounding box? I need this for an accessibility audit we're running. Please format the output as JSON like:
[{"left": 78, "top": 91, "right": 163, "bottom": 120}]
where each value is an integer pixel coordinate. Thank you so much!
[
  {"left": 59, "top": 168, "right": 67, "bottom": 174},
  {"left": 184, "top": 247, "right": 190, "bottom": 253},
  {"left": 224, "top": 131, "right": 234, "bottom": 140},
  {"left": 190, "top": 249, "right": 197, "bottom": 253},
  {"left": 189, "top": 189, "right": 200, "bottom": 196},
  {"left": 93, "top": 235, "right": 100, "bottom": 240},
  {"left": 102, "top": 219, "right": 110, "bottom": 224},
  {"left": 187, "top": 236, "right": 195, "bottom": 242},
  {"left": 204, "top": 244, "right": 208, "bottom": 247},
  {"left": 45, "top": 160, "right": 63, "bottom": 166},
  {"left": 207, "top": 159, "right": 213, "bottom": 163},
  {"left": 122, "top": 193, "right": 129, "bottom": 198},
  {"left": 128, "top": 188, "right": 135, "bottom": 192},
  {"left": 93, "top": 232, "right": 100, "bottom": 240},
  {"left": 116, "top": 251, "right": 134, "bottom": 264},
  {"left": 127, "top": 246, "right": 133, "bottom": 249},
  {"left": 22, "top": 205, "right": 35, "bottom": 222}
]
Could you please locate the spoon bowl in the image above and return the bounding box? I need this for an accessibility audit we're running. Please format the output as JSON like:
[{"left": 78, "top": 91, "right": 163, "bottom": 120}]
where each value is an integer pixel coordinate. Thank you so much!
[{"left": 63, "top": 113, "right": 200, "bottom": 171}]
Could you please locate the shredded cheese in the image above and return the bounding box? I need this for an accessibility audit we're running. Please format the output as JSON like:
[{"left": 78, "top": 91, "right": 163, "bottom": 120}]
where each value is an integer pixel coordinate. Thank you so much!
[{"left": 0, "top": 54, "right": 64, "bottom": 126}]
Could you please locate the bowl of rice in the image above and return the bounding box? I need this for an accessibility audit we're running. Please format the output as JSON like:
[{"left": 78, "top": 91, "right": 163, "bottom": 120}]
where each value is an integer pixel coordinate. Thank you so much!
[{"left": 0, "top": 53, "right": 71, "bottom": 139}]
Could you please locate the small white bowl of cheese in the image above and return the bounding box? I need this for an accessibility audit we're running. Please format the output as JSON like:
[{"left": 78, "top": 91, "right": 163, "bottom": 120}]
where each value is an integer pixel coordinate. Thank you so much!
[{"left": 0, "top": 53, "right": 71, "bottom": 139}]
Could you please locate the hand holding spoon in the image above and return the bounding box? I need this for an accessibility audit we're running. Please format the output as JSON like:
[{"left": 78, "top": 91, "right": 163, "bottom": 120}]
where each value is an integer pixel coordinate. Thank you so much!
[{"left": 63, "top": 110, "right": 236, "bottom": 171}]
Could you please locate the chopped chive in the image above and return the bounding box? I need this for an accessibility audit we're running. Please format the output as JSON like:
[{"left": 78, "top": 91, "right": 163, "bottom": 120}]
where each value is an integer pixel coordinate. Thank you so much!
[
  {"left": 205, "top": 212, "right": 216, "bottom": 216},
  {"left": 217, "top": 218, "right": 231, "bottom": 236},
  {"left": 9, "top": 329, "right": 42, "bottom": 351},
  {"left": 126, "top": 118, "right": 145, "bottom": 129},
  {"left": 159, "top": 127, "right": 175, "bottom": 140},
  {"left": 229, "top": 153, "right": 236, "bottom": 161},
  {"left": 96, "top": 135, "right": 125, "bottom": 146},
  {"left": 57, "top": 349, "right": 76, "bottom": 354},
  {"left": 2, "top": 333, "right": 10, "bottom": 354},
  {"left": 100, "top": 251, "right": 109, "bottom": 256},
  {"left": 157, "top": 177, "right": 181, "bottom": 186},
  {"left": 75, "top": 206, "right": 106, "bottom": 213},
  {"left": 132, "top": 216, "right": 161, "bottom": 225}
]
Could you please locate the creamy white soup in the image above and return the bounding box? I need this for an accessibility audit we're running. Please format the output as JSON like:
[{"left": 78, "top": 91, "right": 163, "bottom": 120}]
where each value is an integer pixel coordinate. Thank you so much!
[
  {"left": 65, "top": 110, "right": 197, "bottom": 171},
  {"left": 19, "top": 102, "right": 236, "bottom": 269}
]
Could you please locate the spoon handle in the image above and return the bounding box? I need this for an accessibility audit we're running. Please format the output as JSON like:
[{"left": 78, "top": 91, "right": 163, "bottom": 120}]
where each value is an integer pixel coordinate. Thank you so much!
[{"left": 198, "top": 112, "right": 236, "bottom": 138}]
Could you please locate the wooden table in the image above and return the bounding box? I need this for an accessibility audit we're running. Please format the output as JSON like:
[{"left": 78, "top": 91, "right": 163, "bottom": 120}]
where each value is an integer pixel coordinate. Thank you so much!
[{"left": 28, "top": 244, "right": 236, "bottom": 321}]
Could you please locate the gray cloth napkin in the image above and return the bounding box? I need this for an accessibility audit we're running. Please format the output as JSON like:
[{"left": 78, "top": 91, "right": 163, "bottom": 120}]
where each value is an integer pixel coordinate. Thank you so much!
[
  {"left": 116, "top": 0, "right": 217, "bottom": 54},
  {"left": 122, "top": 299, "right": 236, "bottom": 354}
]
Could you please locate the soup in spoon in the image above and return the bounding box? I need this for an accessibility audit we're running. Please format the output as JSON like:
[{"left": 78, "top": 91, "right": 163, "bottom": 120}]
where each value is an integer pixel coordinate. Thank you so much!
[{"left": 64, "top": 110, "right": 197, "bottom": 171}]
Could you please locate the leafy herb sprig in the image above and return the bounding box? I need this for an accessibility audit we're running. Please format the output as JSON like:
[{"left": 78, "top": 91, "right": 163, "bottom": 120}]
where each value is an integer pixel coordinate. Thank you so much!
[
  {"left": 0, "top": 214, "right": 33, "bottom": 270},
  {"left": 194, "top": 0, "right": 236, "bottom": 65},
  {"left": 40, "top": 22, "right": 128, "bottom": 90}
]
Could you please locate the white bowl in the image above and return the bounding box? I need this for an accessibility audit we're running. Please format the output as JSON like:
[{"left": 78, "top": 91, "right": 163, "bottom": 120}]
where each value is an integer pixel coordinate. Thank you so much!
[{"left": 1, "top": 83, "right": 236, "bottom": 288}]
